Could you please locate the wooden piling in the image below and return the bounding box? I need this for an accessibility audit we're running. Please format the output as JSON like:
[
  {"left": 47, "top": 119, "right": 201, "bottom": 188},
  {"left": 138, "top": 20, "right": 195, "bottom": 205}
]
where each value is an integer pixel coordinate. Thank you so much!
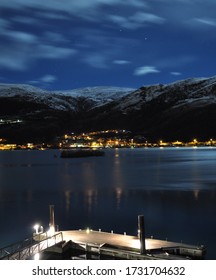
[
  {"left": 138, "top": 215, "right": 146, "bottom": 254},
  {"left": 49, "top": 205, "right": 55, "bottom": 230}
]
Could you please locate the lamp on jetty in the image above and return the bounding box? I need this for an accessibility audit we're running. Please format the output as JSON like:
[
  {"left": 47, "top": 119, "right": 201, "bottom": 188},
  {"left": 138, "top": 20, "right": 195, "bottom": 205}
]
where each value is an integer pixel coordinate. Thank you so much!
[
  {"left": 138, "top": 215, "right": 146, "bottom": 254},
  {"left": 33, "top": 224, "right": 40, "bottom": 234}
]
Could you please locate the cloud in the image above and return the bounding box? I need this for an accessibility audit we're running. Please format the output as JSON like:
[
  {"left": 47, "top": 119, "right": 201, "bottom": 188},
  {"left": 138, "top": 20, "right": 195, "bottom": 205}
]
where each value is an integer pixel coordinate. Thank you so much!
[
  {"left": 0, "top": 0, "right": 147, "bottom": 17},
  {"left": 12, "top": 16, "right": 38, "bottom": 25},
  {"left": 193, "top": 18, "right": 216, "bottom": 27},
  {"left": 1, "top": 0, "right": 215, "bottom": 29},
  {"left": 109, "top": 12, "right": 165, "bottom": 29},
  {"left": 83, "top": 53, "right": 108, "bottom": 68},
  {"left": 1, "top": 0, "right": 216, "bottom": 85},
  {"left": 130, "top": 12, "right": 165, "bottom": 24},
  {"left": 0, "top": 50, "right": 29, "bottom": 70},
  {"left": 134, "top": 66, "right": 160, "bottom": 76},
  {"left": 77, "top": 29, "right": 137, "bottom": 68},
  {"left": 40, "top": 74, "right": 57, "bottom": 83},
  {"left": 36, "top": 11, "right": 70, "bottom": 20},
  {"left": 0, "top": 13, "right": 77, "bottom": 62},
  {"left": 42, "top": 32, "right": 68, "bottom": 43},
  {"left": 170, "top": 72, "right": 182, "bottom": 76},
  {"left": 113, "top": 60, "right": 130, "bottom": 65},
  {"left": 6, "top": 31, "right": 37, "bottom": 43},
  {"left": 0, "top": 28, "right": 77, "bottom": 70},
  {"left": 28, "top": 74, "right": 57, "bottom": 86},
  {"left": 0, "top": 0, "right": 146, "bottom": 9},
  {"left": 0, "top": 31, "right": 37, "bottom": 70},
  {"left": 0, "top": 1, "right": 151, "bottom": 30},
  {"left": 37, "top": 45, "right": 76, "bottom": 59},
  {"left": 0, "top": 18, "right": 10, "bottom": 30}
]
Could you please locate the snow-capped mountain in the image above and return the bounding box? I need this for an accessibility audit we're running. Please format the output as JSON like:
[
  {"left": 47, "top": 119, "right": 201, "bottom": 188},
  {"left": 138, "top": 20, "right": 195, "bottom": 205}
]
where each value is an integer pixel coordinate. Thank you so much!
[
  {"left": 91, "top": 76, "right": 216, "bottom": 140},
  {"left": 80, "top": 76, "right": 216, "bottom": 141},
  {"left": 0, "top": 76, "right": 216, "bottom": 142},
  {"left": 0, "top": 84, "right": 134, "bottom": 112},
  {"left": 55, "top": 86, "right": 135, "bottom": 103},
  {"left": 112, "top": 76, "right": 216, "bottom": 112}
]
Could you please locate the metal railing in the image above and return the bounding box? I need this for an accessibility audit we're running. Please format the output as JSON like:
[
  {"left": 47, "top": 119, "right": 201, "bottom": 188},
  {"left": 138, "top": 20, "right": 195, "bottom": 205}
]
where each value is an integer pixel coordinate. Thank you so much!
[{"left": 0, "top": 231, "right": 63, "bottom": 260}]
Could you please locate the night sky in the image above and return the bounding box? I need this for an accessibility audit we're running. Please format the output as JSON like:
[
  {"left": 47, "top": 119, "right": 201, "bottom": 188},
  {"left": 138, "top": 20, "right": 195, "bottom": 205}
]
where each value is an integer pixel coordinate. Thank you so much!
[{"left": 0, "top": 0, "right": 216, "bottom": 90}]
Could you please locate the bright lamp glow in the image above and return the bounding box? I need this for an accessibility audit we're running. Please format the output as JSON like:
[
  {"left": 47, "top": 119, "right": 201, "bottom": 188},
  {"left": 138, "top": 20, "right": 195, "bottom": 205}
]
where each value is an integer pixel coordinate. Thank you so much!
[
  {"left": 86, "top": 227, "right": 90, "bottom": 234},
  {"left": 33, "top": 224, "right": 40, "bottom": 234}
]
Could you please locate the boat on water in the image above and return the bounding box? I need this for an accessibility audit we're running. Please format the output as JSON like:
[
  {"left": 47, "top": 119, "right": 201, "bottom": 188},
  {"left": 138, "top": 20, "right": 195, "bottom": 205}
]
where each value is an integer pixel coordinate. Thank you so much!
[{"left": 60, "top": 149, "right": 105, "bottom": 158}]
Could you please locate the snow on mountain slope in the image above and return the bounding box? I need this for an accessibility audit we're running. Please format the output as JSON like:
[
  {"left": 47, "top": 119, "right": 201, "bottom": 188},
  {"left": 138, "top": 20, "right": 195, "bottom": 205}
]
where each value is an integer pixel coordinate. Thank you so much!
[
  {"left": 0, "top": 84, "right": 135, "bottom": 112},
  {"left": 55, "top": 86, "right": 134, "bottom": 99},
  {"left": 54, "top": 86, "right": 135, "bottom": 109},
  {"left": 114, "top": 84, "right": 165, "bottom": 112},
  {"left": 0, "top": 83, "right": 48, "bottom": 96},
  {"left": 0, "top": 83, "right": 73, "bottom": 111},
  {"left": 113, "top": 76, "right": 216, "bottom": 112},
  {"left": 0, "top": 76, "right": 216, "bottom": 114}
]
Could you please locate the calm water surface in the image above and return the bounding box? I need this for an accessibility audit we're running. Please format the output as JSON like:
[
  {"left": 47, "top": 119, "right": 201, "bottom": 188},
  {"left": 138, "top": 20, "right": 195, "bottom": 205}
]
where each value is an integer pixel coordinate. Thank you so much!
[{"left": 0, "top": 147, "right": 216, "bottom": 259}]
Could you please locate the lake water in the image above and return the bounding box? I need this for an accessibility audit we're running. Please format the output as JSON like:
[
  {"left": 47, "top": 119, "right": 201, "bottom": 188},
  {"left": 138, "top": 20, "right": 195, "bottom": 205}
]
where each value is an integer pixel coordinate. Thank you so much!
[{"left": 0, "top": 147, "right": 216, "bottom": 259}]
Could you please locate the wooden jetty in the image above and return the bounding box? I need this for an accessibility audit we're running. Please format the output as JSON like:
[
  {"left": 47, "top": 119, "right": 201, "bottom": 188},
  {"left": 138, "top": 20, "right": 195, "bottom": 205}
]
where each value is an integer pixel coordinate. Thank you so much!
[
  {"left": 59, "top": 229, "right": 206, "bottom": 260},
  {"left": 0, "top": 205, "right": 206, "bottom": 260}
]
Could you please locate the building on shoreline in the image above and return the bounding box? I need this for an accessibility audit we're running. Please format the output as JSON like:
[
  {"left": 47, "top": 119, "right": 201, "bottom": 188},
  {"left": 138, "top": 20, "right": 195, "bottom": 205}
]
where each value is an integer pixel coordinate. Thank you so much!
[{"left": 0, "top": 129, "right": 216, "bottom": 150}]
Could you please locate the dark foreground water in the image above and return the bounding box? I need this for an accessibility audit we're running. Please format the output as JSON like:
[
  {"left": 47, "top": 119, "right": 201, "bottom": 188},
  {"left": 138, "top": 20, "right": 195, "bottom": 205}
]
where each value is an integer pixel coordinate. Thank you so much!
[{"left": 0, "top": 147, "right": 216, "bottom": 259}]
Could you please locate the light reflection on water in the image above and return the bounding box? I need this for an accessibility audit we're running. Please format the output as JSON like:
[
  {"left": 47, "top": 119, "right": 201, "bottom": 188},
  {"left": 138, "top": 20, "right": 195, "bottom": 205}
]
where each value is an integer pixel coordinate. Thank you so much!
[{"left": 0, "top": 147, "right": 216, "bottom": 258}]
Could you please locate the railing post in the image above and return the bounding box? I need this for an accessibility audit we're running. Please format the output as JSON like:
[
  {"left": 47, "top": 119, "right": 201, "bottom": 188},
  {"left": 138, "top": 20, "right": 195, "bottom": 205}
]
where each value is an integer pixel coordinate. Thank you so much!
[{"left": 47, "top": 232, "right": 49, "bottom": 248}]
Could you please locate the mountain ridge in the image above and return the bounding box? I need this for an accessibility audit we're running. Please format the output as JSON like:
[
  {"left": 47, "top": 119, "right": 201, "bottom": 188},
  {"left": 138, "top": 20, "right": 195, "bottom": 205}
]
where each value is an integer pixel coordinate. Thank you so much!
[{"left": 0, "top": 76, "right": 216, "bottom": 143}]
